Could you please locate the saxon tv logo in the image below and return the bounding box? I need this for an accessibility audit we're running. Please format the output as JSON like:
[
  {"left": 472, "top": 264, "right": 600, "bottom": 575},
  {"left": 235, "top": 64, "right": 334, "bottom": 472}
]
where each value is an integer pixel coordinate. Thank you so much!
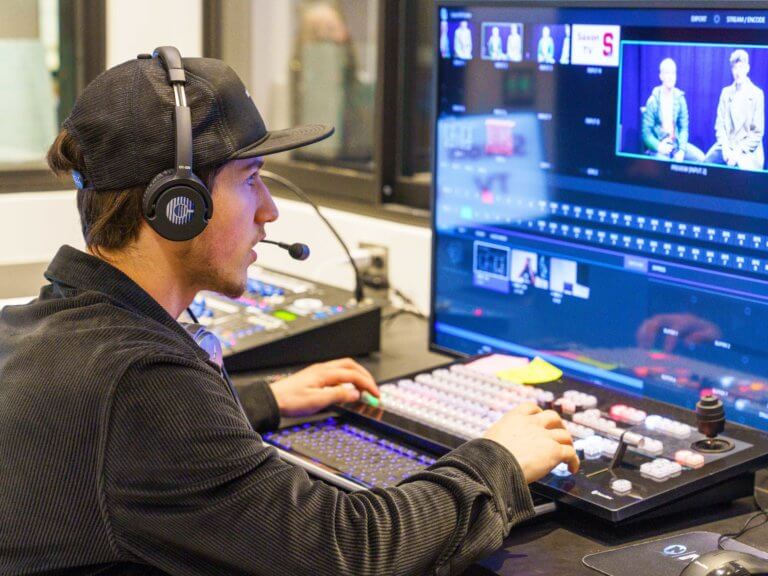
[{"left": 571, "top": 25, "right": 622, "bottom": 67}]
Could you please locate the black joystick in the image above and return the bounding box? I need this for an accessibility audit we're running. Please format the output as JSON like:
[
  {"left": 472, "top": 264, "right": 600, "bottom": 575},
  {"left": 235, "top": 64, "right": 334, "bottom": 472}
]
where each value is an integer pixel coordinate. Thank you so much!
[{"left": 693, "top": 395, "right": 734, "bottom": 453}]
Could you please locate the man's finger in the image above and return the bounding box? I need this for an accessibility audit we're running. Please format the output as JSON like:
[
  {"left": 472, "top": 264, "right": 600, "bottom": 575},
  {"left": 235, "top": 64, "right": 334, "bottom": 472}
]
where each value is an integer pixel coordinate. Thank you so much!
[
  {"left": 510, "top": 402, "right": 541, "bottom": 415},
  {"left": 535, "top": 410, "right": 565, "bottom": 430},
  {"left": 320, "top": 382, "right": 361, "bottom": 405},
  {"left": 324, "top": 359, "right": 380, "bottom": 397},
  {"left": 319, "top": 368, "right": 378, "bottom": 397},
  {"left": 561, "top": 445, "right": 580, "bottom": 474},
  {"left": 547, "top": 428, "right": 573, "bottom": 446}
]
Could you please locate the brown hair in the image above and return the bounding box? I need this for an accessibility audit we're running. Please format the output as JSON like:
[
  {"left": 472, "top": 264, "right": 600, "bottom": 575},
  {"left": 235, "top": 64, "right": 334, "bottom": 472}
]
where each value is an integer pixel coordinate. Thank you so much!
[{"left": 47, "top": 129, "right": 219, "bottom": 257}]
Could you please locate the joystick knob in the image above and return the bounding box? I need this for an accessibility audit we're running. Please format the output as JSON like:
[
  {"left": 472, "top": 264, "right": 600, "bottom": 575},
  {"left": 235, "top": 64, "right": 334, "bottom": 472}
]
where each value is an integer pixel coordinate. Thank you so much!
[
  {"left": 695, "top": 395, "right": 725, "bottom": 438},
  {"left": 692, "top": 395, "right": 734, "bottom": 453}
]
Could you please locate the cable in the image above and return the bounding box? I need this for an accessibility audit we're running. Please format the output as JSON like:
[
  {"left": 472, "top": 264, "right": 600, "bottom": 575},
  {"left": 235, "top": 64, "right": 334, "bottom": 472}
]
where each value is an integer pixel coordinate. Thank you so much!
[
  {"left": 260, "top": 170, "right": 364, "bottom": 302},
  {"left": 186, "top": 306, "right": 199, "bottom": 324},
  {"left": 718, "top": 497, "right": 768, "bottom": 549},
  {"left": 386, "top": 287, "right": 426, "bottom": 322}
]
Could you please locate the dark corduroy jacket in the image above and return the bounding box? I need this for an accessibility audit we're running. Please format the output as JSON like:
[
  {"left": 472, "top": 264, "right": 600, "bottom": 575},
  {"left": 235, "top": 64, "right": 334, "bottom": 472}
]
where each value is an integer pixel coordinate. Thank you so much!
[{"left": 0, "top": 245, "right": 534, "bottom": 576}]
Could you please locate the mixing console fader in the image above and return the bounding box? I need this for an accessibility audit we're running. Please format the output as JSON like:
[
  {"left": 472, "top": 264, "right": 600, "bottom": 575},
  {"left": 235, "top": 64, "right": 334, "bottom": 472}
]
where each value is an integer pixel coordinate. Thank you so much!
[
  {"left": 189, "top": 266, "right": 381, "bottom": 371},
  {"left": 336, "top": 358, "right": 768, "bottom": 523}
]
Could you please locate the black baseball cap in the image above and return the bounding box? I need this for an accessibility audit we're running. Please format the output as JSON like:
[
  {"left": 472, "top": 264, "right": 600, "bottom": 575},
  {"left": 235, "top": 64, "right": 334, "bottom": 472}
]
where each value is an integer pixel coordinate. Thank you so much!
[{"left": 63, "top": 55, "right": 334, "bottom": 191}]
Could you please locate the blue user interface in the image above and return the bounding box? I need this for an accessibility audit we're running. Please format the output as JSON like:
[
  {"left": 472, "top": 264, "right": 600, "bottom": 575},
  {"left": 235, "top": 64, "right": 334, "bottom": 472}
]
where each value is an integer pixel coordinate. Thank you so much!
[{"left": 433, "top": 3, "right": 768, "bottom": 430}]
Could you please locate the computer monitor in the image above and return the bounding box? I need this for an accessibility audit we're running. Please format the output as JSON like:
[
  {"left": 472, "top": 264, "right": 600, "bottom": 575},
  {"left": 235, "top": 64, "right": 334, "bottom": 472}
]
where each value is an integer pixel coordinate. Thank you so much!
[{"left": 432, "top": 1, "right": 768, "bottom": 431}]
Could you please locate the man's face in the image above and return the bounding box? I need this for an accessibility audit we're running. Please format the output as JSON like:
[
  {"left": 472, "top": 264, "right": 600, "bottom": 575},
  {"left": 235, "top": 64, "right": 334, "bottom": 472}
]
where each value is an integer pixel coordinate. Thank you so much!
[
  {"left": 659, "top": 63, "right": 677, "bottom": 89},
  {"left": 732, "top": 60, "right": 749, "bottom": 83},
  {"left": 185, "top": 157, "right": 278, "bottom": 298},
  {"left": 543, "top": 27, "right": 551, "bottom": 38}
]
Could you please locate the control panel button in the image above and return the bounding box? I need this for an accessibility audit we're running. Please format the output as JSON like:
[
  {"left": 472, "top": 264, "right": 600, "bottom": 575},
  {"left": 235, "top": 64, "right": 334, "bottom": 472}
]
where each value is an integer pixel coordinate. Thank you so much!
[{"left": 611, "top": 479, "right": 632, "bottom": 495}]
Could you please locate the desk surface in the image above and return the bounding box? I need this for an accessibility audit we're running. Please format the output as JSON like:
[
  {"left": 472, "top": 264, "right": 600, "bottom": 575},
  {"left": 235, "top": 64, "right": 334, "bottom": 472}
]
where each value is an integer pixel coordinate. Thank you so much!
[{"left": 237, "top": 313, "right": 768, "bottom": 576}]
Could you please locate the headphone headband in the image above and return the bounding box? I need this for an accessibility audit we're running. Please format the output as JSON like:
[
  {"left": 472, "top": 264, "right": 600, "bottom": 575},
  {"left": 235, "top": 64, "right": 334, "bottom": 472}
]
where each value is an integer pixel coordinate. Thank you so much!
[
  {"left": 153, "top": 46, "right": 192, "bottom": 178},
  {"left": 142, "top": 46, "right": 212, "bottom": 241}
]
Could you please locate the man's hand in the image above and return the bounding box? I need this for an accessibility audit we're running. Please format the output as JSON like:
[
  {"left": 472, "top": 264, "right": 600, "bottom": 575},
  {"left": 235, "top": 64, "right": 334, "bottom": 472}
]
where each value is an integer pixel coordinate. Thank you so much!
[
  {"left": 673, "top": 149, "right": 685, "bottom": 163},
  {"left": 483, "top": 403, "right": 579, "bottom": 484},
  {"left": 722, "top": 146, "right": 733, "bottom": 165},
  {"left": 269, "top": 358, "right": 380, "bottom": 417},
  {"left": 658, "top": 139, "right": 674, "bottom": 156},
  {"left": 636, "top": 313, "right": 721, "bottom": 352}
]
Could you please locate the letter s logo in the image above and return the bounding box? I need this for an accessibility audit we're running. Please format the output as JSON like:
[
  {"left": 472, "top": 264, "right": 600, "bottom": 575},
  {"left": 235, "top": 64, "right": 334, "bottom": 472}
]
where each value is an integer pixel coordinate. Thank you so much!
[{"left": 603, "top": 32, "right": 614, "bottom": 56}]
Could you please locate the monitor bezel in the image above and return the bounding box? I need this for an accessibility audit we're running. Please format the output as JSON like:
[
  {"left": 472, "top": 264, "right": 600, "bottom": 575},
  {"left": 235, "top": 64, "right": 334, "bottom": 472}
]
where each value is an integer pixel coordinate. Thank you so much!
[{"left": 429, "top": 0, "right": 768, "bottom": 362}]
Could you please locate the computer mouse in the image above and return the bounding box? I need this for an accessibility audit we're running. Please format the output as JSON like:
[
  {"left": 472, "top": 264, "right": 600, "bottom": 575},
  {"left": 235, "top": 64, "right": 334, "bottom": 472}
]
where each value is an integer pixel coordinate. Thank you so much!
[{"left": 680, "top": 550, "right": 768, "bottom": 576}]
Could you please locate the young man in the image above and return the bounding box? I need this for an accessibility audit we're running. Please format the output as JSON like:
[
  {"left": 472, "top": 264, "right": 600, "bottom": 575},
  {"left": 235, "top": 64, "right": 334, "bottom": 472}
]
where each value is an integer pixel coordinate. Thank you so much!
[
  {"left": 641, "top": 57, "right": 705, "bottom": 163},
  {"left": 0, "top": 52, "right": 578, "bottom": 575},
  {"left": 705, "top": 49, "right": 765, "bottom": 171}
]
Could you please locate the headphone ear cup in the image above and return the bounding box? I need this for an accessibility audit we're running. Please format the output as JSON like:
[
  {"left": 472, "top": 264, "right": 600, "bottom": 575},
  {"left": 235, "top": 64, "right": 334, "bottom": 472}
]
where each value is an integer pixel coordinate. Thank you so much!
[
  {"left": 143, "top": 169, "right": 177, "bottom": 218},
  {"left": 144, "top": 170, "right": 212, "bottom": 241}
]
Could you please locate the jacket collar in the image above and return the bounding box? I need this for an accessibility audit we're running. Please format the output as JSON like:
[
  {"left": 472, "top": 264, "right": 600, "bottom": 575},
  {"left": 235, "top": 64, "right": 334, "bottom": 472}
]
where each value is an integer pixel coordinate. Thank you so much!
[{"left": 44, "top": 245, "right": 184, "bottom": 334}]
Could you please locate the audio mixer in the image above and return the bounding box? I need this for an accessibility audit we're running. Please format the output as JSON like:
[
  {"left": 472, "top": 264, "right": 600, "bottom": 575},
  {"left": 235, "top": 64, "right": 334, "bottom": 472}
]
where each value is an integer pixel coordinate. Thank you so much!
[
  {"left": 286, "top": 357, "right": 768, "bottom": 524},
  {"left": 189, "top": 266, "right": 381, "bottom": 371}
]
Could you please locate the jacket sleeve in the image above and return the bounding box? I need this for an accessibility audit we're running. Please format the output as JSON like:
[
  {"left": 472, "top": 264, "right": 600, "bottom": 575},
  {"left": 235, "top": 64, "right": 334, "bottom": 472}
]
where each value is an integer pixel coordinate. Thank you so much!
[
  {"left": 678, "top": 94, "right": 690, "bottom": 150},
  {"left": 642, "top": 94, "right": 661, "bottom": 153},
  {"left": 101, "top": 357, "right": 535, "bottom": 576},
  {"left": 742, "top": 87, "right": 765, "bottom": 154},
  {"left": 235, "top": 378, "right": 281, "bottom": 433},
  {"left": 715, "top": 88, "right": 729, "bottom": 148}
]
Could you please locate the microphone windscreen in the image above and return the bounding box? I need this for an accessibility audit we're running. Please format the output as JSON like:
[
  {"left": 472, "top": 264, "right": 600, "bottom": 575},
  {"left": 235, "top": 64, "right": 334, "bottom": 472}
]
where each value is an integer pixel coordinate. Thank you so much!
[{"left": 288, "top": 243, "right": 310, "bottom": 261}]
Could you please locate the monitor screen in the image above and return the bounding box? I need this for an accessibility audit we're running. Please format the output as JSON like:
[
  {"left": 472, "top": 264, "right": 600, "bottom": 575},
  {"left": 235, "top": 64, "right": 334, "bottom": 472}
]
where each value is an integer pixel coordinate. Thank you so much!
[{"left": 432, "top": 2, "right": 768, "bottom": 430}]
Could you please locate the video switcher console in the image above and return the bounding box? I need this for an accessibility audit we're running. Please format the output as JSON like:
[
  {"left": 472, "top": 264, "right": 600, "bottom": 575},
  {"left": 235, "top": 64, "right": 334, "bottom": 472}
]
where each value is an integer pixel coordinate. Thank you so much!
[
  {"left": 266, "top": 356, "right": 768, "bottom": 523},
  {"left": 189, "top": 266, "right": 382, "bottom": 371}
]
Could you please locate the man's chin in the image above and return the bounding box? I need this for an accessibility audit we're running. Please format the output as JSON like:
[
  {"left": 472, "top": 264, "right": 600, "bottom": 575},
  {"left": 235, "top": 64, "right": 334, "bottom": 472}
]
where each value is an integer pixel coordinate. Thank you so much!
[{"left": 216, "top": 278, "right": 248, "bottom": 299}]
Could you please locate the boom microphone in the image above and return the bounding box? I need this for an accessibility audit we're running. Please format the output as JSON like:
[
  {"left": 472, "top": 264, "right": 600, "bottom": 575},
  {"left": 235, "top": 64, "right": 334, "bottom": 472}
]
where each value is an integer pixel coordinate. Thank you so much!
[{"left": 262, "top": 239, "right": 311, "bottom": 261}]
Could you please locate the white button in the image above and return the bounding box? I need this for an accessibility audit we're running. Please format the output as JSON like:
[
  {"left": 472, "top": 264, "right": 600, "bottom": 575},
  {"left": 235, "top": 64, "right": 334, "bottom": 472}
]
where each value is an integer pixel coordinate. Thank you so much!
[
  {"left": 551, "top": 462, "right": 571, "bottom": 477},
  {"left": 292, "top": 298, "right": 324, "bottom": 312},
  {"left": 611, "top": 479, "right": 632, "bottom": 494}
]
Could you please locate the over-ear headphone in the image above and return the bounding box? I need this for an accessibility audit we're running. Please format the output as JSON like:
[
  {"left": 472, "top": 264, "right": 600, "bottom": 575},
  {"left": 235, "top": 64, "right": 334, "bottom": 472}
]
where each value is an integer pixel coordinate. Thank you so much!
[{"left": 143, "top": 46, "right": 213, "bottom": 241}]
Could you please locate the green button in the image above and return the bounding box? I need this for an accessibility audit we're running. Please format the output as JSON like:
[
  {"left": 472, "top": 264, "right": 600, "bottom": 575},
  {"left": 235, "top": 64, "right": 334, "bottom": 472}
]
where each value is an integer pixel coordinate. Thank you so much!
[
  {"left": 273, "top": 310, "right": 298, "bottom": 322},
  {"left": 361, "top": 391, "right": 380, "bottom": 407}
]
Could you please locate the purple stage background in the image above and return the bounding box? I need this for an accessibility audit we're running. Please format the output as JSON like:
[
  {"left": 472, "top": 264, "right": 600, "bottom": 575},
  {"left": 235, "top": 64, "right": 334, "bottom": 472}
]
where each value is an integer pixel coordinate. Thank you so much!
[
  {"left": 618, "top": 43, "right": 768, "bottom": 156},
  {"left": 480, "top": 23, "right": 523, "bottom": 60},
  {"left": 525, "top": 24, "right": 568, "bottom": 62},
  {"left": 442, "top": 20, "right": 476, "bottom": 60}
]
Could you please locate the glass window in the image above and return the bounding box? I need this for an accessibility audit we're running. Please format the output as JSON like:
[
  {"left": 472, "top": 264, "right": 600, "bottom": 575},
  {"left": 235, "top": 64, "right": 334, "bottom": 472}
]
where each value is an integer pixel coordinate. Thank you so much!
[
  {"left": 0, "top": 0, "right": 60, "bottom": 171},
  {"left": 400, "top": 0, "right": 434, "bottom": 181},
  {"left": 220, "top": 0, "right": 379, "bottom": 173}
]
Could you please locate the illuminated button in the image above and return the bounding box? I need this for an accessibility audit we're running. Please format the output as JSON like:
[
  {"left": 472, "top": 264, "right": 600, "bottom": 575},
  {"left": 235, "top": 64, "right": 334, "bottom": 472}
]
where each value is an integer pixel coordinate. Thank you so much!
[
  {"left": 640, "top": 458, "right": 682, "bottom": 482},
  {"left": 292, "top": 298, "right": 324, "bottom": 313},
  {"left": 610, "top": 404, "right": 647, "bottom": 425},
  {"left": 611, "top": 479, "right": 632, "bottom": 495},
  {"left": 563, "top": 420, "right": 595, "bottom": 439},
  {"left": 675, "top": 449, "right": 705, "bottom": 469},
  {"left": 563, "top": 390, "right": 598, "bottom": 410},
  {"left": 644, "top": 415, "right": 691, "bottom": 439},
  {"left": 583, "top": 436, "right": 603, "bottom": 460},
  {"left": 635, "top": 437, "right": 664, "bottom": 457},
  {"left": 272, "top": 309, "right": 298, "bottom": 322},
  {"left": 601, "top": 438, "right": 619, "bottom": 457},
  {"left": 361, "top": 391, "right": 380, "bottom": 408}
]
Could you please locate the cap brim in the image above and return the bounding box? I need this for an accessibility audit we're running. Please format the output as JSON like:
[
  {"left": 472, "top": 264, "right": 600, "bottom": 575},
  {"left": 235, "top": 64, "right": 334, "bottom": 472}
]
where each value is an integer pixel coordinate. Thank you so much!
[{"left": 231, "top": 124, "right": 335, "bottom": 158}]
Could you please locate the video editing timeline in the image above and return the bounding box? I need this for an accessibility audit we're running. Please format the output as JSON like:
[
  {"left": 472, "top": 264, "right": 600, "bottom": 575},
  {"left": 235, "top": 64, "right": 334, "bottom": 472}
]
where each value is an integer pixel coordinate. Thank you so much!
[
  {"left": 337, "top": 357, "right": 768, "bottom": 523},
  {"left": 189, "top": 267, "right": 381, "bottom": 371},
  {"left": 433, "top": 3, "right": 768, "bottom": 431}
]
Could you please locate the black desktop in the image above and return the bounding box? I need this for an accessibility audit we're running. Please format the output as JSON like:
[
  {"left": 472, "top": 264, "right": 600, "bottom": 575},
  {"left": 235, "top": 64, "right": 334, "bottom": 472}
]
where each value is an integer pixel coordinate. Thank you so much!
[{"left": 265, "top": 0, "right": 768, "bottom": 540}]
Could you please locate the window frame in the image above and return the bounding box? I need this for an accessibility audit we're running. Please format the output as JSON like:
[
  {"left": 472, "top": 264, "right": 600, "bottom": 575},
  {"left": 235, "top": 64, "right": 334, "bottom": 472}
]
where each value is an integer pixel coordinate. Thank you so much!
[
  {"left": 0, "top": 0, "right": 106, "bottom": 194},
  {"left": 203, "top": 0, "right": 432, "bottom": 221}
]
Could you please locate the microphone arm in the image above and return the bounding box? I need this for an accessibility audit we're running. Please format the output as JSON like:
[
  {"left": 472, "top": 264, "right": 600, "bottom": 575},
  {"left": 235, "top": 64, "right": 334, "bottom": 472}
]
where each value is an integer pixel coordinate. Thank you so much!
[
  {"left": 260, "top": 170, "right": 364, "bottom": 302},
  {"left": 261, "top": 239, "right": 310, "bottom": 261}
]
